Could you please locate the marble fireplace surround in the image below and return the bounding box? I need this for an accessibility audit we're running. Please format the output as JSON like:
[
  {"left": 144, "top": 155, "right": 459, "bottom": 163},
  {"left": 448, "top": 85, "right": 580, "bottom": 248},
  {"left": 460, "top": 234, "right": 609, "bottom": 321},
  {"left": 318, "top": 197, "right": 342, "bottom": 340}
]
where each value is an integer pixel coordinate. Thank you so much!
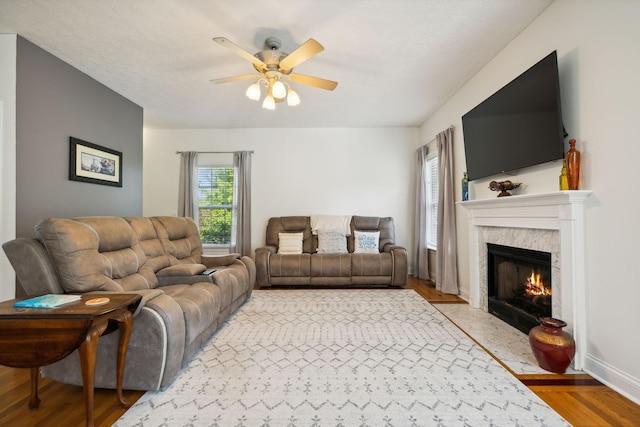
[{"left": 460, "top": 191, "right": 592, "bottom": 369}]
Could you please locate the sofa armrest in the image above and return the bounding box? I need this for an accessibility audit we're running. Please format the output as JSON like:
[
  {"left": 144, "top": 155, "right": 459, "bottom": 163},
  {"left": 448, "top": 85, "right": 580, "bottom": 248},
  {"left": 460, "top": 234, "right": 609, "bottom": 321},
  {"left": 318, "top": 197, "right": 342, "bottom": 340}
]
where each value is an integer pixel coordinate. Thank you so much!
[
  {"left": 255, "top": 246, "right": 276, "bottom": 288},
  {"left": 157, "top": 275, "right": 214, "bottom": 286},
  {"left": 382, "top": 244, "right": 405, "bottom": 253},
  {"left": 201, "top": 253, "right": 240, "bottom": 268},
  {"left": 157, "top": 264, "right": 207, "bottom": 277},
  {"left": 388, "top": 246, "right": 408, "bottom": 287},
  {"left": 2, "top": 237, "right": 65, "bottom": 295},
  {"left": 118, "top": 289, "right": 165, "bottom": 317},
  {"left": 155, "top": 263, "right": 211, "bottom": 286}
]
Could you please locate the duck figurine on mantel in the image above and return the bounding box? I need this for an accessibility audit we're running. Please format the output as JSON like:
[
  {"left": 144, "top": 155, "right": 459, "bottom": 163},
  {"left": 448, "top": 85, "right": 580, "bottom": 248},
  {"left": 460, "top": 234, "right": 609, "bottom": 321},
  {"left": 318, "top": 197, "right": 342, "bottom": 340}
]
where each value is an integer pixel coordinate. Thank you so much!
[{"left": 489, "top": 180, "right": 521, "bottom": 197}]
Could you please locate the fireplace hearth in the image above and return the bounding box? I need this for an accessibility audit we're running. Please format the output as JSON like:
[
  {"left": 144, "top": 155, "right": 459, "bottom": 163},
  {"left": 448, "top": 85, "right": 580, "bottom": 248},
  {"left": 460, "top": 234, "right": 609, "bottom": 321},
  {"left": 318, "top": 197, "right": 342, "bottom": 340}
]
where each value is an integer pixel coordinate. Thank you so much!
[{"left": 487, "top": 243, "right": 552, "bottom": 334}]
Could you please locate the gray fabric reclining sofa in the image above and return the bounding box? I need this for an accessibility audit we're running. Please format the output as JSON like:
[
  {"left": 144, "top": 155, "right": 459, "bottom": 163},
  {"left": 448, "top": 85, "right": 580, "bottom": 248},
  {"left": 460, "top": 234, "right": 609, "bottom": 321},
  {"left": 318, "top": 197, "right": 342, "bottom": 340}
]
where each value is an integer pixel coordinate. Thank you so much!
[
  {"left": 255, "top": 215, "right": 407, "bottom": 288},
  {"left": 2, "top": 216, "right": 255, "bottom": 390}
]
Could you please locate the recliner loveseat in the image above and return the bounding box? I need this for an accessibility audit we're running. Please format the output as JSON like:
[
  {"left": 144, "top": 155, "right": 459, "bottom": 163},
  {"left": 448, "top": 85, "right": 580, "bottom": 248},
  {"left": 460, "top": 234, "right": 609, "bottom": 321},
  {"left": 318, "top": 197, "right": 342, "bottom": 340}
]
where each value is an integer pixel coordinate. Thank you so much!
[
  {"left": 255, "top": 215, "right": 407, "bottom": 288},
  {"left": 2, "top": 215, "right": 255, "bottom": 390}
]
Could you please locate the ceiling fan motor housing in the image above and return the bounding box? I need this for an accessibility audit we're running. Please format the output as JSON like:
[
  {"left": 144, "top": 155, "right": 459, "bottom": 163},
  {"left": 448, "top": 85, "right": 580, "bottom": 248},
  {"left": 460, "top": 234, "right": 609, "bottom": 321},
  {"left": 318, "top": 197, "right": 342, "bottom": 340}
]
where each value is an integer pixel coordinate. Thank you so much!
[{"left": 254, "top": 37, "right": 290, "bottom": 73}]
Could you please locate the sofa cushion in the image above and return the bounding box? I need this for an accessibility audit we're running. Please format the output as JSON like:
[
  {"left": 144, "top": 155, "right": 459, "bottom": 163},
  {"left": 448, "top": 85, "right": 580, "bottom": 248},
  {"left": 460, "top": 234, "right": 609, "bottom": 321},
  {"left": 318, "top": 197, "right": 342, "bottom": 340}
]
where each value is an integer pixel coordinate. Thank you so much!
[
  {"left": 35, "top": 217, "right": 158, "bottom": 292},
  {"left": 311, "top": 253, "right": 351, "bottom": 277},
  {"left": 151, "top": 216, "right": 203, "bottom": 264},
  {"left": 156, "top": 282, "right": 221, "bottom": 353},
  {"left": 269, "top": 254, "right": 311, "bottom": 277},
  {"left": 278, "top": 232, "right": 304, "bottom": 254},
  {"left": 317, "top": 230, "right": 348, "bottom": 254},
  {"left": 351, "top": 252, "right": 393, "bottom": 276},
  {"left": 125, "top": 217, "right": 172, "bottom": 273},
  {"left": 265, "top": 216, "right": 314, "bottom": 253},
  {"left": 354, "top": 230, "right": 380, "bottom": 253}
]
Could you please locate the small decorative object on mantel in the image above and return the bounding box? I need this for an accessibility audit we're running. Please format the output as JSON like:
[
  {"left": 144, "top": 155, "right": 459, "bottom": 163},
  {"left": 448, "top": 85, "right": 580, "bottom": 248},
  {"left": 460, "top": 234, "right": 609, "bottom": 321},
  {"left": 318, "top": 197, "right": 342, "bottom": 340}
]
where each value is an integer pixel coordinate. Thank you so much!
[
  {"left": 489, "top": 180, "right": 521, "bottom": 197},
  {"left": 461, "top": 172, "right": 469, "bottom": 201},
  {"left": 528, "top": 317, "right": 576, "bottom": 374},
  {"left": 559, "top": 160, "right": 569, "bottom": 190},
  {"left": 566, "top": 139, "right": 581, "bottom": 190}
]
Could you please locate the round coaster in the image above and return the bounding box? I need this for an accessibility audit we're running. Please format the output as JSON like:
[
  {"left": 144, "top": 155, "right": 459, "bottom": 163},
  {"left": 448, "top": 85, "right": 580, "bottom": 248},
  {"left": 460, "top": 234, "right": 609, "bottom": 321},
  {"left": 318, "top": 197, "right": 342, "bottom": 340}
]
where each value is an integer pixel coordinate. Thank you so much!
[{"left": 85, "top": 297, "right": 110, "bottom": 306}]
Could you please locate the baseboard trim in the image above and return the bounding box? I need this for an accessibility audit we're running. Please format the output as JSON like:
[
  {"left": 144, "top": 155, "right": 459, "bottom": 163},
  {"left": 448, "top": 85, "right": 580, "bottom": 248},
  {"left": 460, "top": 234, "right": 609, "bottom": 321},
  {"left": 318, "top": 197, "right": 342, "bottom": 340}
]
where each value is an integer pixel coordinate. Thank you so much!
[{"left": 584, "top": 353, "right": 640, "bottom": 405}]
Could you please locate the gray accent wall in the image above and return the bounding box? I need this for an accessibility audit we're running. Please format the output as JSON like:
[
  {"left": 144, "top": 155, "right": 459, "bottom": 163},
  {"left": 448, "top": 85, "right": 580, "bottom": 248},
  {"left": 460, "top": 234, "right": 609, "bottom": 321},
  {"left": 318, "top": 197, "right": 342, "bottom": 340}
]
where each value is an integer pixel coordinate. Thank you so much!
[{"left": 15, "top": 36, "right": 143, "bottom": 238}]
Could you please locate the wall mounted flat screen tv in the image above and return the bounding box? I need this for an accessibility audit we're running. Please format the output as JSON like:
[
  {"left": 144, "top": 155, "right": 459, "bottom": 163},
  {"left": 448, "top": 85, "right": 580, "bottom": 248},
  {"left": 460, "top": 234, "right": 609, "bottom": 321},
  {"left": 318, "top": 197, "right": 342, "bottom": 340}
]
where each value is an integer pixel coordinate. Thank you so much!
[{"left": 462, "top": 51, "right": 565, "bottom": 181}]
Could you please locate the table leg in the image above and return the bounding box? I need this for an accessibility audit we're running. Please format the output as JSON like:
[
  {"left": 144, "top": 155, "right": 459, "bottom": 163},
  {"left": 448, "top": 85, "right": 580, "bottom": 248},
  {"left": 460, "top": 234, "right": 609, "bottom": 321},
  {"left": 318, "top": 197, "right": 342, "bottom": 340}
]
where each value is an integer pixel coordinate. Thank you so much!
[
  {"left": 113, "top": 310, "right": 134, "bottom": 408},
  {"left": 78, "top": 327, "right": 101, "bottom": 427},
  {"left": 28, "top": 367, "right": 41, "bottom": 409}
]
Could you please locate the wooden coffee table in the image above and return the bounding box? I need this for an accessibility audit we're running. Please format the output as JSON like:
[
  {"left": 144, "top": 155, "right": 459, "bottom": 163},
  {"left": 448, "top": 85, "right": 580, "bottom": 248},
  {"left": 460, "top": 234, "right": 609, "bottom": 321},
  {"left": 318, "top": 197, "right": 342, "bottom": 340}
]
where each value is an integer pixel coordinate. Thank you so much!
[{"left": 0, "top": 293, "right": 141, "bottom": 427}]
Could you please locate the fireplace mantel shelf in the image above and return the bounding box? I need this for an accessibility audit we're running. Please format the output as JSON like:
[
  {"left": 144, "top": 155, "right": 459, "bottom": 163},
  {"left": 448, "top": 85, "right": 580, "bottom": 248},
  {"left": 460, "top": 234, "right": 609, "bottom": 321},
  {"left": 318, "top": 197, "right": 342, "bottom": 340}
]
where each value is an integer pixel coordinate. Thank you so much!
[
  {"left": 458, "top": 190, "right": 592, "bottom": 209},
  {"left": 459, "top": 190, "right": 592, "bottom": 370},
  {"left": 458, "top": 191, "right": 592, "bottom": 231}
]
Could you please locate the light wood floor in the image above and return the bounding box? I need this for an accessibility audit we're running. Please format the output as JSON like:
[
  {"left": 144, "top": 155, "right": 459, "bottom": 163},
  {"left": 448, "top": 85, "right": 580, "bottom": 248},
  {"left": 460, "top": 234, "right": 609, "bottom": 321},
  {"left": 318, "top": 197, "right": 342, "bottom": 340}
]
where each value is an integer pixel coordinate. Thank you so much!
[{"left": 1, "top": 277, "right": 638, "bottom": 426}]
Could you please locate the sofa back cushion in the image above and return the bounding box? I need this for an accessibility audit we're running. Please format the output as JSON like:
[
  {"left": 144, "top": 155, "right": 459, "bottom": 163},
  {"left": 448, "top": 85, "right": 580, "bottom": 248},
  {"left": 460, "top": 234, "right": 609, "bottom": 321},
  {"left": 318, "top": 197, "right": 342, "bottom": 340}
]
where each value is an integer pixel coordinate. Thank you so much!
[
  {"left": 125, "top": 217, "right": 172, "bottom": 273},
  {"left": 347, "top": 216, "right": 395, "bottom": 253},
  {"left": 151, "top": 216, "right": 203, "bottom": 264},
  {"left": 35, "top": 216, "right": 158, "bottom": 293},
  {"left": 265, "top": 216, "right": 314, "bottom": 253}
]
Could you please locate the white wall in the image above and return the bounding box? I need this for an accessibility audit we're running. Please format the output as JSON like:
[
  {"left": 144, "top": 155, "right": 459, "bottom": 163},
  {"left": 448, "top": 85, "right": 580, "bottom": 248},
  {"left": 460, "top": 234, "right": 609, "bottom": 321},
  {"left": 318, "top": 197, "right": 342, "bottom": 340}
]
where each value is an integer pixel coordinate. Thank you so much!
[
  {"left": 421, "top": 0, "right": 640, "bottom": 403},
  {"left": 0, "top": 35, "right": 17, "bottom": 302},
  {"left": 143, "top": 127, "right": 419, "bottom": 264}
]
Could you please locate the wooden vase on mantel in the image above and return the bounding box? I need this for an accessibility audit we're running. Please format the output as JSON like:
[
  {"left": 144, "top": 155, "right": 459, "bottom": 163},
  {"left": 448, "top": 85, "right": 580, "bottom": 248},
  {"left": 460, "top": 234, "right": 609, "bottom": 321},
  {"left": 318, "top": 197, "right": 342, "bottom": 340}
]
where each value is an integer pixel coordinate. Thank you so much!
[
  {"left": 528, "top": 317, "right": 576, "bottom": 374},
  {"left": 566, "top": 139, "right": 581, "bottom": 190}
]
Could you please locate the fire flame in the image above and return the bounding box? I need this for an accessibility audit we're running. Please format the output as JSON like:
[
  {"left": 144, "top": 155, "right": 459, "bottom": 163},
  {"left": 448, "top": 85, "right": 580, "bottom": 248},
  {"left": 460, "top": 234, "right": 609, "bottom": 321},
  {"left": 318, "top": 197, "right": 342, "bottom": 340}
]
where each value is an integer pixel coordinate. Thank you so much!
[{"left": 525, "top": 271, "right": 552, "bottom": 296}]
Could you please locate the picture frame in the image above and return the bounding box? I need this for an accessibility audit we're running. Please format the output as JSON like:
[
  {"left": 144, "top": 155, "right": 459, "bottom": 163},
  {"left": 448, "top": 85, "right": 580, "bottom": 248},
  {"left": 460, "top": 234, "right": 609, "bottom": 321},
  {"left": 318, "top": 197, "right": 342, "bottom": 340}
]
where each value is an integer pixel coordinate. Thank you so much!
[{"left": 69, "top": 137, "right": 122, "bottom": 187}]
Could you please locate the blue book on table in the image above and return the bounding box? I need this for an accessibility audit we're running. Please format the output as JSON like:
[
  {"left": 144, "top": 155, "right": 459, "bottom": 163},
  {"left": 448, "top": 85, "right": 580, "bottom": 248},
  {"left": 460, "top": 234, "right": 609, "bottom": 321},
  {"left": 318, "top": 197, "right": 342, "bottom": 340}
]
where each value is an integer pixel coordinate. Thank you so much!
[{"left": 14, "top": 294, "right": 82, "bottom": 308}]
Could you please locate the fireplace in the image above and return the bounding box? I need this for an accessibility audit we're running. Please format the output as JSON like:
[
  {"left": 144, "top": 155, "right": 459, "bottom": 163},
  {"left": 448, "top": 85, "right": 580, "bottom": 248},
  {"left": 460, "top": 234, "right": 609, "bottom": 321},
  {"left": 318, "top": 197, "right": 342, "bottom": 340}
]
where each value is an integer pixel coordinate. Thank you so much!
[
  {"left": 487, "top": 244, "right": 552, "bottom": 334},
  {"left": 460, "top": 191, "right": 591, "bottom": 369}
]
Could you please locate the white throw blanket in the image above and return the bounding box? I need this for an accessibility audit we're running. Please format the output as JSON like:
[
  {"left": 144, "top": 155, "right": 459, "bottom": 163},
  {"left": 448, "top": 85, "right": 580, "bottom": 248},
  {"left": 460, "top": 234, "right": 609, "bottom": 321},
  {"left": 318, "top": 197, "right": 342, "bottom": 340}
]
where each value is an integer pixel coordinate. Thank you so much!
[{"left": 310, "top": 214, "right": 352, "bottom": 235}]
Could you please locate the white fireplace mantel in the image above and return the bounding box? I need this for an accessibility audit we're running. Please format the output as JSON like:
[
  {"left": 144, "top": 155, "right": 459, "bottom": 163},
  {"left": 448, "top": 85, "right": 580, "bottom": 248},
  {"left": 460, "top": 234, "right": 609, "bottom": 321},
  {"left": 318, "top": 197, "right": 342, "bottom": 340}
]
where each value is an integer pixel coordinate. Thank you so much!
[{"left": 459, "top": 190, "right": 592, "bottom": 369}]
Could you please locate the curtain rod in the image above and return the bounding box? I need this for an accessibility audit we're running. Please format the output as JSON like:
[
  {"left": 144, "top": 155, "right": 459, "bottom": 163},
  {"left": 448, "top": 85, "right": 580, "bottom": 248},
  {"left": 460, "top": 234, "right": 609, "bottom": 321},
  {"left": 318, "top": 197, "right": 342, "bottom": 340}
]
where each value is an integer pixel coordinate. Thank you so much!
[
  {"left": 417, "top": 125, "right": 454, "bottom": 152},
  {"left": 176, "top": 150, "right": 254, "bottom": 154}
]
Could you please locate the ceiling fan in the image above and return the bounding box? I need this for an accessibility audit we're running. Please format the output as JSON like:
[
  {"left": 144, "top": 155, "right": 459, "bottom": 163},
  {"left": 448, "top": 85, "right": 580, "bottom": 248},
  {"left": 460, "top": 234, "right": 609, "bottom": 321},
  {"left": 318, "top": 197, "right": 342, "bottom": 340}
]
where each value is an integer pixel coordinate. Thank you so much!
[{"left": 211, "top": 36, "right": 338, "bottom": 110}]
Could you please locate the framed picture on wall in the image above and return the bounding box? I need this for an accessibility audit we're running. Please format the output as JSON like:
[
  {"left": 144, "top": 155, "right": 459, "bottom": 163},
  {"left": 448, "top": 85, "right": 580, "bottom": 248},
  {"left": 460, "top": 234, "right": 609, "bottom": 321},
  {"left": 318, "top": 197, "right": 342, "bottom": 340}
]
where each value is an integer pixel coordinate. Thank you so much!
[{"left": 69, "top": 137, "right": 122, "bottom": 187}]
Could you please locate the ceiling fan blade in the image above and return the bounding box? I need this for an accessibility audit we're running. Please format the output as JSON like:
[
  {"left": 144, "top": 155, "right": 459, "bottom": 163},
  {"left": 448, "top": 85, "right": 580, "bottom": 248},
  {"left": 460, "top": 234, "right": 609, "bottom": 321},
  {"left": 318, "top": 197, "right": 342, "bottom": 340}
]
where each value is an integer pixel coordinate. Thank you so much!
[
  {"left": 213, "top": 37, "right": 266, "bottom": 70},
  {"left": 210, "top": 74, "right": 262, "bottom": 84},
  {"left": 279, "top": 38, "right": 324, "bottom": 71},
  {"left": 289, "top": 74, "right": 338, "bottom": 91}
]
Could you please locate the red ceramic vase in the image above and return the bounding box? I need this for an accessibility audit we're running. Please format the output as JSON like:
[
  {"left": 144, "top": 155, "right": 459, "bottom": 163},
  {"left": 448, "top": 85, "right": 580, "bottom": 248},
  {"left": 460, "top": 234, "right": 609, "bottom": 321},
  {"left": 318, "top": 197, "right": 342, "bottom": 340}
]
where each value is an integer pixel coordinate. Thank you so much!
[
  {"left": 528, "top": 317, "right": 576, "bottom": 374},
  {"left": 566, "top": 139, "right": 581, "bottom": 190}
]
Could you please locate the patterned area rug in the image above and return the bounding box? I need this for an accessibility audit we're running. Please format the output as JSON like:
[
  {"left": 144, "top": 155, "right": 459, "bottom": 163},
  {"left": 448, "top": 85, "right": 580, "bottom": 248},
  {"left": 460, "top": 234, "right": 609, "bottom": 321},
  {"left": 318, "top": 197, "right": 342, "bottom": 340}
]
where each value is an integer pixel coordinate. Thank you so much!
[{"left": 115, "top": 289, "right": 569, "bottom": 426}]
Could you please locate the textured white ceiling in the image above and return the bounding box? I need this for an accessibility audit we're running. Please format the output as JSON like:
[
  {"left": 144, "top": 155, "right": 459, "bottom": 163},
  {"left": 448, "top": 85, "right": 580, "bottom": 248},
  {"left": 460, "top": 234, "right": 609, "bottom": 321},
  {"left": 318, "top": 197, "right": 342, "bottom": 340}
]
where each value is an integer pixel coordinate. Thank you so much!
[{"left": 0, "top": 0, "right": 554, "bottom": 129}]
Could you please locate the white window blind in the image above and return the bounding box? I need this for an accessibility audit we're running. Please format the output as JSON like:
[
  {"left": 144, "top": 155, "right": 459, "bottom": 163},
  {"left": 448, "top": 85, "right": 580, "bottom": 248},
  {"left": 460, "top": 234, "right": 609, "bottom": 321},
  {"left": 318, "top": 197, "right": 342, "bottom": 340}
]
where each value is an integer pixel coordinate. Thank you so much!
[
  {"left": 425, "top": 152, "right": 438, "bottom": 249},
  {"left": 197, "top": 165, "right": 235, "bottom": 246}
]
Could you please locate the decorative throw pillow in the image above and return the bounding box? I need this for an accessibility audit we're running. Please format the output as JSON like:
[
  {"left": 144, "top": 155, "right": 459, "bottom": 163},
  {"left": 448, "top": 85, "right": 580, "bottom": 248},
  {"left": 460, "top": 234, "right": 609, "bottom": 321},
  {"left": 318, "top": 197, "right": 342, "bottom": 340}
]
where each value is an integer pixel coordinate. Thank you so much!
[
  {"left": 317, "top": 229, "right": 348, "bottom": 254},
  {"left": 278, "top": 232, "right": 304, "bottom": 254},
  {"left": 354, "top": 230, "right": 380, "bottom": 253}
]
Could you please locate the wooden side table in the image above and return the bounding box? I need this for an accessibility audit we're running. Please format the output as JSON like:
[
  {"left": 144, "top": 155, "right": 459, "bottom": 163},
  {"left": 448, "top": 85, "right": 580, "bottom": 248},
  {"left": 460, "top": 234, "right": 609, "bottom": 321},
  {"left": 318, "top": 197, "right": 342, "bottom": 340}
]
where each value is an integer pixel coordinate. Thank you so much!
[{"left": 0, "top": 293, "right": 141, "bottom": 427}]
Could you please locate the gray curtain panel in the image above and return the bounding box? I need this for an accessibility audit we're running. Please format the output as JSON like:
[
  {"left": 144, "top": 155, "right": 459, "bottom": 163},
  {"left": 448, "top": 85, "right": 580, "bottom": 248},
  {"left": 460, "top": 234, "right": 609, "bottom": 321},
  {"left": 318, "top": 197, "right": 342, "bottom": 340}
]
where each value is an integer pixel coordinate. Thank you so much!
[
  {"left": 414, "top": 145, "right": 430, "bottom": 280},
  {"left": 178, "top": 151, "right": 199, "bottom": 222},
  {"left": 436, "top": 127, "right": 459, "bottom": 294},
  {"left": 233, "top": 151, "right": 252, "bottom": 257}
]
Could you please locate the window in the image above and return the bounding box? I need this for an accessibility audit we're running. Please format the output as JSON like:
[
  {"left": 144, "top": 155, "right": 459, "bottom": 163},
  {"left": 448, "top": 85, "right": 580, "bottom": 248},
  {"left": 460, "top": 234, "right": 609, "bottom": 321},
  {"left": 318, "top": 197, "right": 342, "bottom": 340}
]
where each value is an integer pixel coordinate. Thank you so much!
[
  {"left": 425, "top": 151, "right": 438, "bottom": 249},
  {"left": 197, "top": 165, "right": 235, "bottom": 246}
]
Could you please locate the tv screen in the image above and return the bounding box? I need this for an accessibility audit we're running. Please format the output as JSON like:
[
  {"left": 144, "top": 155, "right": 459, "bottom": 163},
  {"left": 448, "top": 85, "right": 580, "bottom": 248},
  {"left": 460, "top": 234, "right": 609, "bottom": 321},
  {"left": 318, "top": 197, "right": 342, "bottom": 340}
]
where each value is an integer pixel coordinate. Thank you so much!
[{"left": 462, "top": 51, "right": 565, "bottom": 181}]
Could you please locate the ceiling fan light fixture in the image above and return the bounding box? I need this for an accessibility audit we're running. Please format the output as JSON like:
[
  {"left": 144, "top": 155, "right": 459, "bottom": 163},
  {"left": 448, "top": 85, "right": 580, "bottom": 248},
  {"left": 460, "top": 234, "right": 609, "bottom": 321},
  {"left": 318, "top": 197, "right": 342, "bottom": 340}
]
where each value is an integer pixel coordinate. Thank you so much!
[
  {"left": 245, "top": 81, "right": 261, "bottom": 101},
  {"left": 262, "top": 94, "right": 276, "bottom": 110},
  {"left": 271, "top": 80, "right": 287, "bottom": 99},
  {"left": 212, "top": 36, "right": 337, "bottom": 110},
  {"left": 287, "top": 88, "right": 301, "bottom": 106}
]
